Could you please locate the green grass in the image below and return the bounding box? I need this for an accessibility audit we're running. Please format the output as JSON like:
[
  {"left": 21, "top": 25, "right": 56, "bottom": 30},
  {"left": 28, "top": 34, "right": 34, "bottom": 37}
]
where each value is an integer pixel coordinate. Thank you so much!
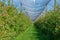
[{"left": 15, "top": 24, "right": 49, "bottom": 40}]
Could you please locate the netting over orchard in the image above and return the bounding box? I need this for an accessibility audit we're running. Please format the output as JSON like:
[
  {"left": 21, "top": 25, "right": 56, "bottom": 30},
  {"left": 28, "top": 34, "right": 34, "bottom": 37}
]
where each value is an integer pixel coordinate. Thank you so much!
[{"left": 20, "top": 0, "right": 51, "bottom": 22}]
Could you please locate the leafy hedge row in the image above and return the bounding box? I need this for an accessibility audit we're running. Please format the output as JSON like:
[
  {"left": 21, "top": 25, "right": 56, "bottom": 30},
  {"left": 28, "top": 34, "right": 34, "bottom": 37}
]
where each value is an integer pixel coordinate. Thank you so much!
[
  {"left": 0, "top": 5, "right": 33, "bottom": 40},
  {"left": 34, "top": 11, "right": 60, "bottom": 40}
]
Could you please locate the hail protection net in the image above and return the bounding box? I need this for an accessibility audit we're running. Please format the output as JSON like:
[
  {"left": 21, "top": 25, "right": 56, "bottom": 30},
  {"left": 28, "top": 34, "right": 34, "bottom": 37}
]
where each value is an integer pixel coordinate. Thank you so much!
[{"left": 20, "top": 0, "right": 51, "bottom": 22}]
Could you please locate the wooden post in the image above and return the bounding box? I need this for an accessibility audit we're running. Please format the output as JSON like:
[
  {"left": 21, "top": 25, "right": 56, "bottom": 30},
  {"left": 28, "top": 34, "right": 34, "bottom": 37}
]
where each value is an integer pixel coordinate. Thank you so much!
[
  {"left": 3, "top": 0, "right": 6, "bottom": 6},
  {"left": 20, "top": 0, "right": 22, "bottom": 13},
  {"left": 12, "top": 0, "right": 14, "bottom": 6},
  {"left": 8, "top": 0, "right": 10, "bottom": 6},
  {"left": 54, "top": 0, "right": 56, "bottom": 13},
  {"left": 46, "top": 5, "right": 47, "bottom": 13}
]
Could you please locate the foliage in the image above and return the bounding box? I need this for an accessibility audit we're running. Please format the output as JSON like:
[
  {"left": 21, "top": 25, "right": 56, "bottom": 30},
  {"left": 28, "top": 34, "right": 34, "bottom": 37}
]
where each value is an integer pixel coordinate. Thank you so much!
[
  {"left": 34, "top": 11, "right": 60, "bottom": 40},
  {"left": 0, "top": 2, "right": 33, "bottom": 40}
]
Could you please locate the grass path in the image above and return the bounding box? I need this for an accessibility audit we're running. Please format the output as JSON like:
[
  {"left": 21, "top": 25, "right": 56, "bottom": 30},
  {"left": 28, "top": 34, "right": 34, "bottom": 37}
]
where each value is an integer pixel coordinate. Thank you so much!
[{"left": 15, "top": 25, "right": 49, "bottom": 40}]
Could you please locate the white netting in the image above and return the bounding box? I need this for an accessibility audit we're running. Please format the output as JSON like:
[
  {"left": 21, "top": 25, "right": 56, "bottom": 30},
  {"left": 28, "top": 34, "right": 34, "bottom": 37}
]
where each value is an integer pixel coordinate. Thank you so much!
[{"left": 20, "top": 0, "right": 51, "bottom": 21}]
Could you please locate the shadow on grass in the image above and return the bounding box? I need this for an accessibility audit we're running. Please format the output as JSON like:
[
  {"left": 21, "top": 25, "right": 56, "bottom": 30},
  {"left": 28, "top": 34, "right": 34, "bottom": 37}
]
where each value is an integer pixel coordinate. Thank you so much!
[
  {"left": 34, "top": 25, "right": 60, "bottom": 40},
  {"left": 34, "top": 25, "right": 51, "bottom": 40}
]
